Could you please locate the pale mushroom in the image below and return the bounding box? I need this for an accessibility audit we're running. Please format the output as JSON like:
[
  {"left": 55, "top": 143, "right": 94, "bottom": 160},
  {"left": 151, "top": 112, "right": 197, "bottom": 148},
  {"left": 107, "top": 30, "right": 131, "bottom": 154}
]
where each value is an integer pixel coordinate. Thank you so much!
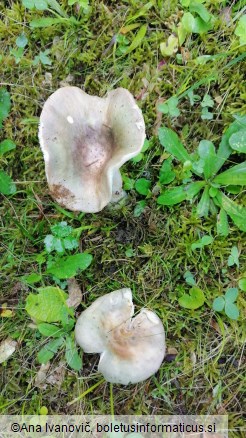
[
  {"left": 75, "top": 289, "right": 165, "bottom": 384},
  {"left": 39, "top": 87, "right": 145, "bottom": 213}
]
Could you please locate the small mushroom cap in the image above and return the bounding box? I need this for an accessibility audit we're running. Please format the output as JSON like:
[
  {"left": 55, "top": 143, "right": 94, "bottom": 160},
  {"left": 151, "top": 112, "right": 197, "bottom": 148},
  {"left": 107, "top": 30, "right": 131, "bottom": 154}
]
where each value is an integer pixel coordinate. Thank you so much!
[
  {"left": 75, "top": 289, "right": 165, "bottom": 385},
  {"left": 39, "top": 87, "right": 145, "bottom": 213}
]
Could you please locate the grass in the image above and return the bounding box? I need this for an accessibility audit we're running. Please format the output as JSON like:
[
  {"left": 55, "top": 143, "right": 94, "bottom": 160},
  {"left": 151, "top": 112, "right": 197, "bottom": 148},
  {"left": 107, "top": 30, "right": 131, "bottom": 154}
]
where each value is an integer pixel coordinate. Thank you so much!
[{"left": 0, "top": 0, "right": 246, "bottom": 435}]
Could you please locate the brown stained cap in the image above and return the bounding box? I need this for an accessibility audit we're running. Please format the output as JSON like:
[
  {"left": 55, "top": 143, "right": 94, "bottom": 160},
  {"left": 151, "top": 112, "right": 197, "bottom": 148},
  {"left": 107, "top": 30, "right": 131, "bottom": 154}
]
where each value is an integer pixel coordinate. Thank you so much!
[
  {"left": 39, "top": 87, "right": 145, "bottom": 213},
  {"left": 75, "top": 289, "right": 165, "bottom": 385}
]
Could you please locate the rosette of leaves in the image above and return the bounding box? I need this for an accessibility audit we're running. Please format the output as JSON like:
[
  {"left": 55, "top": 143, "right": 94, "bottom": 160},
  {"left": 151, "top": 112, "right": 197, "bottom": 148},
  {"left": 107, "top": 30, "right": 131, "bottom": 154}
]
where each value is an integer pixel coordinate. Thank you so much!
[
  {"left": 25, "top": 286, "right": 82, "bottom": 370},
  {"left": 0, "top": 88, "right": 16, "bottom": 196},
  {"left": 36, "top": 222, "right": 93, "bottom": 282},
  {"left": 157, "top": 115, "right": 246, "bottom": 234}
]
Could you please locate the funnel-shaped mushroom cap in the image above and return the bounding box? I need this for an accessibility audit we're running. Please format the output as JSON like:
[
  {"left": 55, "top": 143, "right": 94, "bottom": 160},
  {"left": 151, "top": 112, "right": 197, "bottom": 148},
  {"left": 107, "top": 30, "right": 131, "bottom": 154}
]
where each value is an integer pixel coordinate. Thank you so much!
[
  {"left": 39, "top": 87, "right": 145, "bottom": 213},
  {"left": 75, "top": 289, "right": 165, "bottom": 385}
]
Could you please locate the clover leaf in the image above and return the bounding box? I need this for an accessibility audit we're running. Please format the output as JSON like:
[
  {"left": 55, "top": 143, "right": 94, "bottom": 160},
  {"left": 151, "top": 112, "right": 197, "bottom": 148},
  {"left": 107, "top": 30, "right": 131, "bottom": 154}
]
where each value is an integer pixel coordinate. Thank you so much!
[{"left": 212, "top": 287, "right": 239, "bottom": 320}]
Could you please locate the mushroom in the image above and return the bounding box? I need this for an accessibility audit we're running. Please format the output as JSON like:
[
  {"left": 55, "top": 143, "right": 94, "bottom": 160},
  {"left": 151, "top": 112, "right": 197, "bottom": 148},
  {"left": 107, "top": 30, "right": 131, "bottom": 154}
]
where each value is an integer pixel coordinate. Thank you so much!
[
  {"left": 75, "top": 289, "right": 165, "bottom": 384},
  {"left": 39, "top": 87, "right": 145, "bottom": 213}
]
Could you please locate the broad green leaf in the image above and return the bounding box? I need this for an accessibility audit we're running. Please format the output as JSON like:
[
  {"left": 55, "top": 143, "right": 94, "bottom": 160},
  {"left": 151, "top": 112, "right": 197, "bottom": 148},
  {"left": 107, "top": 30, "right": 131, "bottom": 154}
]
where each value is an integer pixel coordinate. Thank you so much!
[
  {"left": 177, "top": 22, "right": 188, "bottom": 45},
  {"left": 131, "top": 153, "right": 143, "bottom": 163},
  {"left": 22, "top": 0, "right": 35, "bottom": 9},
  {"left": 160, "top": 35, "right": 179, "bottom": 57},
  {"left": 38, "top": 323, "right": 66, "bottom": 338},
  {"left": 159, "top": 158, "right": 175, "bottom": 184},
  {"left": 238, "top": 278, "right": 246, "bottom": 291},
  {"left": 37, "top": 337, "right": 64, "bottom": 364},
  {"left": 189, "top": 2, "right": 211, "bottom": 23},
  {"left": 213, "top": 117, "right": 246, "bottom": 175},
  {"left": 191, "top": 235, "right": 213, "bottom": 250},
  {"left": 217, "top": 209, "right": 229, "bottom": 237},
  {"left": 65, "top": 336, "right": 82, "bottom": 371},
  {"left": 214, "top": 161, "right": 246, "bottom": 186},
  {"left": 197, "top": 186, "right": 210, "bottom": 217},
  {"left": 46, "top": 253, "right": 93, "bottom": 279},
  {"left": 224, "top": 185, "right": 241, "bottom": 194},
  {"left": 227, "top": 246, "right": 239, "bottom": 267},
  {"left": 122, "top": 25, "right": 147, "bottom": 56},
  {"left": 35, "top": 0, "right": 48, "bottom": 10},
  {"left": 209, "top": 187, "right": 218, "bottom": 198},
  {"left": 184, "top": 270, "right": 196, "bottom": 286},
  {"left": 212, "top": 297, "right": 225, "bottom": 312},
  {"left": 22, "top": 273, "right": 42, "bottom": 284},
  {"left": 234, "top": 15, "right": 246, "bottom": 45},
  {"left": 135, "top": 178, "right": 151, "bottom": 196},
  {"left": 141, "top": 139, "right": 150, "bottom": 153},
  {"left": 224, "top": 302, "right": 239, "bottom": 320},
  {"left": 201, "top": 107, "right": 213, "bottom": 120},
  {"left": 215, "top": 191, "right": 246, "bottom": 232},
  {"left": 192, "top": 17, "right": 212, "bottom": 34},
  {"left": 0, "top": 140, "right": 16, "bottom": 156},
  {"left": 122, "top": 175, "right": 134, "bottom": 190},
  {"left": 198, "top": 140, "right": 216, "bottom": 178},
  {"left": 184, "top": 181, "right": 205, "bottom": 199},
  {"left": 157, "top": 186, "right": 186, "bottom": 205},
  {"left": 30, "top": 18, "right": 65, "bottom": 28},
  {"left": 16, "top": 33, "right": 28, "bottom": 48},
  {"left": 0, "top": 171, "right": 16, "bottom": 195},
  {"left": 229, "top": 129, "right": 246, "bottom": 153},
  {"left": 158, "top": 127, "right": 191, "bottom": 163},
  {"left": 0, "top": 88, "right": 11, "bottom": 128},
  {"left": 133, "top": 200, "right": 146, "bottom": 217},
  {"left": 25, "top": 287, "right": 68, "bottom": 322},
  {"left": 178, "top": 287, "right": 205, "bottom": 309},
  {"left": 209, "top": 199, "right": 218, "bottom": 215},
  {"left": 225, "top": 288, "right": 238, "bottom": 303},
  {"left": 181, "top": 12, "right": 195, "bottom": 32}
]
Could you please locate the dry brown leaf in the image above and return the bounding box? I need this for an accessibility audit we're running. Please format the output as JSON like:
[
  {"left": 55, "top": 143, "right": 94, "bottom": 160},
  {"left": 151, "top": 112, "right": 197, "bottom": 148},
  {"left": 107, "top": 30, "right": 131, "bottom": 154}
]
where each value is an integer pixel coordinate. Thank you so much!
[
  {"left": 66, "top": 278, "right": 82, "bottom": 308},
  {"left": 46, "top": 362, "right": 65, "bottom": 387},
  {"left": 0, "top": 338, "right": 17, "bottom": 363},
  {"left": 35, "top": 363, "right": 50, "bottom": 389}
]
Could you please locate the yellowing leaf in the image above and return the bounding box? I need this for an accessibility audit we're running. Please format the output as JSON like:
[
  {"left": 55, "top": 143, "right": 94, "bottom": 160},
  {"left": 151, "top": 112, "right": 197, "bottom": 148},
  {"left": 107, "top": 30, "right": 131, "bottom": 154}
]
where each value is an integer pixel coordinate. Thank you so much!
[
  {"left": 120, "top": 23, "right": 141, "bottom": 35},
  {"left": 0, "top": 303, "right": 14, "bottom": 318},
  {"left": 160, "top": 35, "right": 178, "bottom": 57}
]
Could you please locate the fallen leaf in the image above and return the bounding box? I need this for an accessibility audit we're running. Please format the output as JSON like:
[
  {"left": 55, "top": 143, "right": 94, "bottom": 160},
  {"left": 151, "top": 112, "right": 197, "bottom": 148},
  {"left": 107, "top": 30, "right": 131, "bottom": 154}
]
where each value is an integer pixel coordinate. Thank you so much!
[
  {"left": 160, "top": 34, "right": 178, "bottom": 57},
  {"left": 66, "top": 278, "right": 82, "bottom": 308},
  {"left": 0, "top": 338, "right": 17, "bottom": 363},
  {"left": 0, "top": 303, "right": 14, "bottom": 317},
  {"left": 46, "top": 362, "right": 65, "bottom": 387},
  {"left": 35, "top": 362, "right": 50, "bottom": 389}
]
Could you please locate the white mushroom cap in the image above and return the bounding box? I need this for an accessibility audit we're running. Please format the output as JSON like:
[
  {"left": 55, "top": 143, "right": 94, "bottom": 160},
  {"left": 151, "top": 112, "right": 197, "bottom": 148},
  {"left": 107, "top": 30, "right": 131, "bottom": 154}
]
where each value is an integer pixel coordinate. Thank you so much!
[
  {"left": 75, "top": 289, "right": 165, "bottom": 385},
  {"left": 39, "top": 87, "right": 145, "bottom": 213}
]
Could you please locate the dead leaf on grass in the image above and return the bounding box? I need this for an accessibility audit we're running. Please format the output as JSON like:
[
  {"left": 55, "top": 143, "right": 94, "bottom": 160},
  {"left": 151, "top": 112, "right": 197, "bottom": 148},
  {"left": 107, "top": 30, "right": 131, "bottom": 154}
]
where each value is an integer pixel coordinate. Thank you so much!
[
  {"left": 66, "top": 278, "right": 82, "bottom": 308},
  {"left": 46, "top": 362, "right": 65, "bottom": 387},
  {"left": 0, "top": 338, "right": 17, "bottom": 363},
  {"left": 35, "top": 363, "right": 50, "bottom": 389},
  {"left": 0, "top": 303, "right": 14, "bottom": 317}
]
